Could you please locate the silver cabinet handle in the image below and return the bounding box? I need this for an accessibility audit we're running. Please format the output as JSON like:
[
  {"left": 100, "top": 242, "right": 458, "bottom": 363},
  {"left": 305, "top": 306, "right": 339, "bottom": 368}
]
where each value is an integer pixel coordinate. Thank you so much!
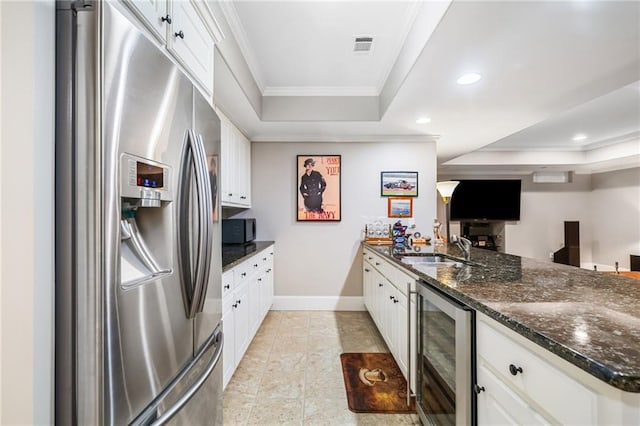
[
  {"left": 161, "top": 15, "right": 171, "bottom": 24},
  {"left": 174, "top": 30, "right": 184, "bottom": 39}
]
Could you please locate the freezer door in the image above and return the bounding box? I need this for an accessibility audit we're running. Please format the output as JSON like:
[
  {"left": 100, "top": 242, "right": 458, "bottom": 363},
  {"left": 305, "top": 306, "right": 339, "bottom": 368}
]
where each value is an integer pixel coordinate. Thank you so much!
[
  {"left": 192, "top": 91, "right": 223, "bottom": 352},
  {"left": 130, "top": 326, "right": 224, "bottom": 426}
]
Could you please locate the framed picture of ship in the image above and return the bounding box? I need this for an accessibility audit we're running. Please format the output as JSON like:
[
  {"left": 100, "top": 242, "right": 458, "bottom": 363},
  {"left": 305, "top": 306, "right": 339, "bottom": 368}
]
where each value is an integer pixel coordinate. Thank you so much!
[
  {"left": 387, "top": 197, "right": 413, "bottom": 218},
  {"left": 297, "top": 155, "right": 341, "bottom": 221}
]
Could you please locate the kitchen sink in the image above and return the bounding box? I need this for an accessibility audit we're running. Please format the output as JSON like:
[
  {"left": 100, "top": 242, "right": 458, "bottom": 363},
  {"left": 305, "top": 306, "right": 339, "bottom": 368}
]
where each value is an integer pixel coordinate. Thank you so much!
[{"left": 399, "top": 255, "right": 459, "bottom": 266}]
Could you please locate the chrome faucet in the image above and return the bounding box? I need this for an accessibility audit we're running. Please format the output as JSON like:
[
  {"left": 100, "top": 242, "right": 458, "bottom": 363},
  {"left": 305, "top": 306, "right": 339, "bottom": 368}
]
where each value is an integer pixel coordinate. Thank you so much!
[{"left": 451, "top": 235, "right": 472, "bottom": 262}]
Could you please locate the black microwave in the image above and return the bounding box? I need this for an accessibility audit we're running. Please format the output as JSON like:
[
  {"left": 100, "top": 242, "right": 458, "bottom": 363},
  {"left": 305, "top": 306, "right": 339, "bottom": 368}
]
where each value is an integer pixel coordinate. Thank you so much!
[{"left": 222, "top": 218, "right": 256, "bottom": 244}]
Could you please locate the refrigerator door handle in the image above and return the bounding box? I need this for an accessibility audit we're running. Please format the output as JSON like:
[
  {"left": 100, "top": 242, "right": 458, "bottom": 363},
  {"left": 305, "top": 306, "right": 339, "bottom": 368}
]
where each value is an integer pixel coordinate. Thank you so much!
[
  {"left": 177, "top": 130, "right": 207, "bottom": 318},
  {"left": 177, "top": 130, "right": 213, "bottom": 318},
  {"left": 150, "top": 330, "right": 223, "bottom": 426},
  {"left": 192, "top": 134, "right": 213, "bottom": 314}
]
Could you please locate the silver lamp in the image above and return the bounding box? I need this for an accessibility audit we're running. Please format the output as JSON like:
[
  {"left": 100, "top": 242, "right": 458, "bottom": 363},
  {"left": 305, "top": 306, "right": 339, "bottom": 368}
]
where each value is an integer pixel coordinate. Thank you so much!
[{"left": 436, "top": 180, "right": 460, "bottom": 242}]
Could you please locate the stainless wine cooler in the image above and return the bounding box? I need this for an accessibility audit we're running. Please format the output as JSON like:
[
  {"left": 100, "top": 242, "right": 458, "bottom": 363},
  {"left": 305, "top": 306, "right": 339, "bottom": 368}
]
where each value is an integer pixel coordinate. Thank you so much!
[{"left": 417, "top": 282, "right": 475, "bottom": 425}]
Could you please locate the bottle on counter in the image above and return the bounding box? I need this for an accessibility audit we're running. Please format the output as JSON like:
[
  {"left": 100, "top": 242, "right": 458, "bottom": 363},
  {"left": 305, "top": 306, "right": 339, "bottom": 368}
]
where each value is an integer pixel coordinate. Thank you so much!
[{"left": 433, "top": 219, "right": 443, "bottom": 246}]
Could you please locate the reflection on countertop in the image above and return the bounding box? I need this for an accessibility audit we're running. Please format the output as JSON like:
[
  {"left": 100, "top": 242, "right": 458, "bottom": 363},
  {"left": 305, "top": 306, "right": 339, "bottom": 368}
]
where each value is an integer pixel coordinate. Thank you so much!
[
  {"left": 222, "top": 241, "right": 275, "bottom": 271},
  {"left": 365, "top": 242, "right": 640, "bottom": 393}
]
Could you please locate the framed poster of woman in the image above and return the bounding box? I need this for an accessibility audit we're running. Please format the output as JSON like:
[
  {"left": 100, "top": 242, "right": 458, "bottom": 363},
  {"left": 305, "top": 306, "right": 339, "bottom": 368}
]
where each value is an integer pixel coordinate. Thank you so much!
[{"left": 297, "top": 155, "right": 341, "bottom": 221}]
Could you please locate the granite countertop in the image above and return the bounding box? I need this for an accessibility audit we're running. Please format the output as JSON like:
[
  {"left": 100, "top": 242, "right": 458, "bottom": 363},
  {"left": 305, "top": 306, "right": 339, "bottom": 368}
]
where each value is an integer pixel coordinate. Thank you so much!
[
  {"left": 222, "top": 241, "right": 275, "bottom": 271},
  {"left": 364, "top": 242, "right": 640, "bottom": 393}
]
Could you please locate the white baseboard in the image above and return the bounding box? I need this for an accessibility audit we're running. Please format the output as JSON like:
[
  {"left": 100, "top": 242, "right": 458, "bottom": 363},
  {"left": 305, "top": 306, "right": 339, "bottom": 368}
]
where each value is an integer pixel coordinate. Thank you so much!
[{"left": 271, "top": 296, "right": 365, "bottom": 311}]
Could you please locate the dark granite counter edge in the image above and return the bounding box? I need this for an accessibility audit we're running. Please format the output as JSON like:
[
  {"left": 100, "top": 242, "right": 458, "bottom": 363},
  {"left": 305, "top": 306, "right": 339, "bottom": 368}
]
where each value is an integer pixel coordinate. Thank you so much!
[
  {"left": 222, "top": 241, "right": 275, "bottom": 272},
  {"left": 363, "top": 242, "right": 640, "bottom": 393}
]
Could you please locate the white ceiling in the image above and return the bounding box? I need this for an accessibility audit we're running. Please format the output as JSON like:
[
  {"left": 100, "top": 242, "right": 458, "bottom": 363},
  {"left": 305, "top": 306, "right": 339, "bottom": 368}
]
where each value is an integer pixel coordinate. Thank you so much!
[{"left": 209, "top": 0, "right": 640, "bottom": 175}]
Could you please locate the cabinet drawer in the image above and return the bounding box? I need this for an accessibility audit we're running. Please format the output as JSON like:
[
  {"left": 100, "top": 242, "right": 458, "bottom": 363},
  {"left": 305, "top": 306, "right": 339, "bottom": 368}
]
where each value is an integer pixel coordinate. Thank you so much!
[
  {"left": 388, "top": 266, "right": 416, "bottom": 297},
  {"left": 222, "top": 270, "right": 234, "bottom": 298},
  {"left": 368, "top": 252, "right": 392, "bottom": 276},
  {"left": 477, "top": 320, "right": 597, "bottom": 425},
  {"left": 233, "top": 260, "right": 253, "bottom": 286}
]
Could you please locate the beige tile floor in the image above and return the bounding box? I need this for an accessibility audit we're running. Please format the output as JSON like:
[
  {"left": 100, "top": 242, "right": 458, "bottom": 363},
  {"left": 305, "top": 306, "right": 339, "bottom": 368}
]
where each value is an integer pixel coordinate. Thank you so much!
[{"left": 223, "top": 310, "right": 421, "bottom": 425}]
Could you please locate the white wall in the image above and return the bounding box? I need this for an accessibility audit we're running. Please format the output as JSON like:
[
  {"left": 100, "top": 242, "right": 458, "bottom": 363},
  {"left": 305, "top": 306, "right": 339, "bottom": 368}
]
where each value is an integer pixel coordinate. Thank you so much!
[
  {"left": 589, "top": 167, "right": 640, "bottom": 270},
  {"left": 443, "top": 169, "right": 640, "bottom": 270},
  {"left": 0, "top": 1, "right": 54, "bottom": 424},
  {"left": 506, "top": 174, "right": 593, "bottom": 263},
  {"left": 238, "top": 141, "right": 437, "bottom": 305}
]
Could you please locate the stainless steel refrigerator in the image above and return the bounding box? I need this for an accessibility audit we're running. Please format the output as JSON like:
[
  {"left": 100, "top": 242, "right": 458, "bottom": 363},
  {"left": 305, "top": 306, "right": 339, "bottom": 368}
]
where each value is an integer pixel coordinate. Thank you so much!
[{"left": 55, "top": 1, "right": 223, "bottom": 424}]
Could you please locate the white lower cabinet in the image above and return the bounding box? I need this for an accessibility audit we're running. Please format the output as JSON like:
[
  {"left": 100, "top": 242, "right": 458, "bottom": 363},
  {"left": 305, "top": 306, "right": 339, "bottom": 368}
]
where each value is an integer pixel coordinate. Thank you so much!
[
  {"left": 477, "top": 359, "right": 551, "bottom": 425},
  {"left": 222, "top": 245, "right": 275, "bottom": 389},
  {"left": 362, "top": 247, "right": 417, "bottom": 392},
  {"left": 476, "top": 312, "right": 600, "bottom": 425}
]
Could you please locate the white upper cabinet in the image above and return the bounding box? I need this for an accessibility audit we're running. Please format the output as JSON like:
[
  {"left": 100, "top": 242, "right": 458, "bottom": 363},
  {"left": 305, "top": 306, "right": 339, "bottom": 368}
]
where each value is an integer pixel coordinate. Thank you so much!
[
  {"left": 168, "top": 1, "right": 214, "bottom": 94},
  {"left": 219, "top": 112, "right": 251, "bottom": 208},
  {"left": 121, "top": 0, "right": 169, "bottom": 42},
  {"left": 121, "top": 0, "right": 223, "bottom": 98}
]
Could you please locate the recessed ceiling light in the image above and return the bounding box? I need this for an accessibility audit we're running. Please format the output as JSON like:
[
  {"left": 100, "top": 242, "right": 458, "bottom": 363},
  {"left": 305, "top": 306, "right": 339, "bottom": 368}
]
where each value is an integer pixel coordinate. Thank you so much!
[
  {"left": 572, "top": 133, "right": 588, "bottom": 142},
  {"left": 416, "top": 117, "right": 431, "bottom": 124},
  {"left": 457, "top": 73, "right": 482, "bottom": 85}
]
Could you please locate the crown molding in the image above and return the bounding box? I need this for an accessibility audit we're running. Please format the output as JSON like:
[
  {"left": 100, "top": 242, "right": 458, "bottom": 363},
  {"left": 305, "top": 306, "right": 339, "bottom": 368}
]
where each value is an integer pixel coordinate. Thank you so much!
[
  {"left": 375, "top": 1, "right": 423, "bottom": 93},
  {"left": 191, "top": 0, "right": 225, "bottom": 43},
  {"left": 262, "top": 86, "right": 379, "bottom": 97},
  {"left": 250, "top": 134, "right": 439, "bottom": 143},
  {"left": 218, "top": 0, "right": 265, "bottom": 92}
]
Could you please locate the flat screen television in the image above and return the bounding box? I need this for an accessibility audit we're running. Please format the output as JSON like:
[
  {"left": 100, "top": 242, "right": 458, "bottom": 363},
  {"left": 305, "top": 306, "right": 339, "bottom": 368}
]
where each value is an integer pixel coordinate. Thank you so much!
[{"left": 450, "top": 179, "right": 521, "bottom": 221}]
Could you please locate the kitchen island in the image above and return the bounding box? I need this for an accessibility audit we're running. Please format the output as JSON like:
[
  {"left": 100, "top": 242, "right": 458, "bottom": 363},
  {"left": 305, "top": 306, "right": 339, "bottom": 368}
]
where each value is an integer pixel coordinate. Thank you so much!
[{"left": 364, "top": 242, "right": 640, "bottom": 424}]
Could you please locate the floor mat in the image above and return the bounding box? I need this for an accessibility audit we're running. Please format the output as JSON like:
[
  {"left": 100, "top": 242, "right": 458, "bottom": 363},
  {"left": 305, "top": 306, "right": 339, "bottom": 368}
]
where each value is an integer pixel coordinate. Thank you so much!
[{"left": 340, "top": 352, "right": 416, "bottom": 413}]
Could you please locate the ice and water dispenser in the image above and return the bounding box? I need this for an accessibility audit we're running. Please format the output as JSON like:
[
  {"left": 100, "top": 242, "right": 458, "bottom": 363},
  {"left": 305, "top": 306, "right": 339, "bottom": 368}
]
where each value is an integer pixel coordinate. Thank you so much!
[{"left": 120, "top": 153, "right": 173, "bottom": 288}]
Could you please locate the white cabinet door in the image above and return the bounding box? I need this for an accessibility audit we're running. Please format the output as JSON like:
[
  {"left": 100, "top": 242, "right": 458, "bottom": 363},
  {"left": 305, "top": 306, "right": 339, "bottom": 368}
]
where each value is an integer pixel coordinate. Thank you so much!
[
  {"left": 247, "top": 274, "right": 261, "bottom": 336},
  {"left": 382, "top": 282, "right": 396, "bottom": 354},
  {"left": 395, "top": 290, "right": 408, "bottom": 377},
  {"left": 220, "top": 118, "right": 234, "bottom": 205},
  {"left": 477, "top": 360, "right": 551, "bottom": 426},
  {"left": 220, "top": 117, "right": 252, "bottom": 207},
  {"left": 122, "top": 0, "right": 168, "bottom": 42},
  {"left": 363, "top": 263, "right": 372, "bottom": 312},
  {"left": 236, "top": 132, "right": 251, "bottom": 205},
  {"left": 233, "top": 281, "right": 251, "bottom": 362},
  {"left": 263, "top": 249, "right": 274, "bottom": 314},
  {"left": 371, "top": 269, "right": 384, "bottom": 329},
  {"left": 221, "top": 297, "right": 236, "bottom": 390},
  {"left": 168, "top": 0, "right": 214, "bottom": 95},
  {"left": 256, "top": 252, "right": 273, "bottom": 320}
]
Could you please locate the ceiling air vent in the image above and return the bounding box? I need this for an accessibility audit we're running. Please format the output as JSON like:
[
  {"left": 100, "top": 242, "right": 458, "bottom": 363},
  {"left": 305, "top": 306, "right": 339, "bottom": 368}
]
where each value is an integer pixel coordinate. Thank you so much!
[{"left": 354, "top": 36, "right": 374, "bottom": 53}]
